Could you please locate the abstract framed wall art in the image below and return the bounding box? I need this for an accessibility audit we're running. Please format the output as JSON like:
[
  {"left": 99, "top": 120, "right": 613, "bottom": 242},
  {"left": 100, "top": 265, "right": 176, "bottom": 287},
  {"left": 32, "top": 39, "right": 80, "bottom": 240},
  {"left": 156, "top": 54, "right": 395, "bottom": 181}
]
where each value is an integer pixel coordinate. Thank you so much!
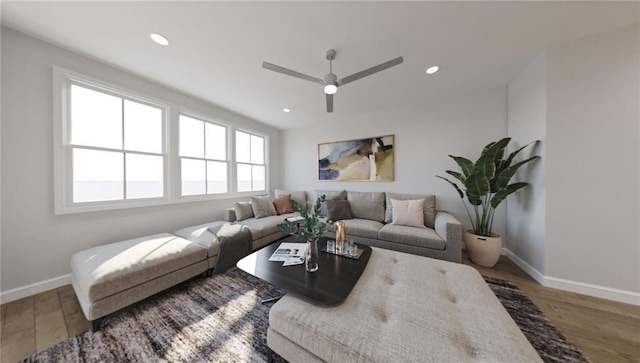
[{"left": 318, "top": 135, "right": 394, "bottom": 181}]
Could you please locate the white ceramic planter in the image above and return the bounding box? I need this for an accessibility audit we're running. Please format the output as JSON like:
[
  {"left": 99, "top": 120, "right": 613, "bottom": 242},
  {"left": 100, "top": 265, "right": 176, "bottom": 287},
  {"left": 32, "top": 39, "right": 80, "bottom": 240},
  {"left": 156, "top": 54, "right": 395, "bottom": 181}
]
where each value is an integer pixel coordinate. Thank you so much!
[{"left": 464, "top": 230, "right": 502, "bottom": 267}]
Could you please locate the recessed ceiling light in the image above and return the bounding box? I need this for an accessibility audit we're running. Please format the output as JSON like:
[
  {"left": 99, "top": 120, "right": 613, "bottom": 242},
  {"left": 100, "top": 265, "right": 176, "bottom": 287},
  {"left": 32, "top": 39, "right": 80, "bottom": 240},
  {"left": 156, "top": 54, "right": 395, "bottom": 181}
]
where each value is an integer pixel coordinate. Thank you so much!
[
  {"left": 426, "top": 66, "right": 439, "bottom": 75},
  {"left": 283, "top": 108, "right": 291, "bottom": 113},
  {"left": 150, "top": 33, "right": 169, "bottom": 46}
]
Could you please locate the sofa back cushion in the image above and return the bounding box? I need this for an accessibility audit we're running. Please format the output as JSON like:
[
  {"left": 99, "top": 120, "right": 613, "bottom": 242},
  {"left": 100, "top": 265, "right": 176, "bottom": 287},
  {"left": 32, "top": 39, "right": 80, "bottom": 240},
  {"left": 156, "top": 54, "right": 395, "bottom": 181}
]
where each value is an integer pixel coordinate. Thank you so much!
[
  {"left": 275, "top": 189, "right": 307, "bottom": 209},
  {"left": 316, "top": 190, "right": 347, "bottom": 216},
  {"left": 233, "top": 202, "right": 255, "bottom": 221},
  {"left": 385, "top": 193, "right": 436, "bottom": 228},
  {"left": 348, "top": 191, "right": 386, "bottom": 222},
  {"left": 250, "top": 196, "right": 277, "bottom": 219}
]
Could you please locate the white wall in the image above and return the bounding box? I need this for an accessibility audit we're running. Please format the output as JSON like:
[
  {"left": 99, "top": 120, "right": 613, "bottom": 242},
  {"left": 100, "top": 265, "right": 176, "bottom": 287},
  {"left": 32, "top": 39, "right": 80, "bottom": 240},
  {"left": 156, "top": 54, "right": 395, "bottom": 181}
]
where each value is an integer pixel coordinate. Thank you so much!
[
  {"left": 546, "top": 25, "right": 640, "bottom": 300},
  {"left": 281, "top": 88, "right": 508, "bottom": 236},
  {"left": 0, "top": 28, "right": 282, "bottom": 300},
  {"left": 506, "top": 52, "right": 547, "bottom": 281}
]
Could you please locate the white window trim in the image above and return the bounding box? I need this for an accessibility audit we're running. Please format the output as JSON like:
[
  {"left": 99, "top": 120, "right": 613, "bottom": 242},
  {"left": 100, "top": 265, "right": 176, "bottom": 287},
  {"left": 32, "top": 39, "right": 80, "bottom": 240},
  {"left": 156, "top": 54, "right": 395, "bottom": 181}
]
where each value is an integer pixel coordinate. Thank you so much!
[
  {"left": 233, "top": 128, "right": 269, "bottom": 194},
  {"left": 177, "top": 110, "right": 231, "bottom": 199},
  {"left": 53, "top": 66, "right": 171, "bottom": 215}
]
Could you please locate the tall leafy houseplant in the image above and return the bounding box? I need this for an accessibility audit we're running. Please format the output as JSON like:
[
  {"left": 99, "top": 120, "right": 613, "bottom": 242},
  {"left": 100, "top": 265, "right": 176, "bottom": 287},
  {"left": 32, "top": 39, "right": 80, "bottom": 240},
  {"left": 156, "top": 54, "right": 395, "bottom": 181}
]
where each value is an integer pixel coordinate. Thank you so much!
[
  {"left": 278, "top": 194, "right": 333, "bottom": 272},
  {"left": 437, "top": 137, "right": 539, "bottom": 237}
]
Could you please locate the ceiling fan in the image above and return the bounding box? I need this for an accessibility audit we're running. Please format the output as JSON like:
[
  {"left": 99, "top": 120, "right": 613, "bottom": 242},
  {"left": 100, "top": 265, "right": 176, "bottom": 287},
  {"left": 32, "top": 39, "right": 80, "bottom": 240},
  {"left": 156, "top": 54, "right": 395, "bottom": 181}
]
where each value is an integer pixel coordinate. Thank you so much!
[{"left": 262, "top": 49, "right": 403, "bottom": 113}]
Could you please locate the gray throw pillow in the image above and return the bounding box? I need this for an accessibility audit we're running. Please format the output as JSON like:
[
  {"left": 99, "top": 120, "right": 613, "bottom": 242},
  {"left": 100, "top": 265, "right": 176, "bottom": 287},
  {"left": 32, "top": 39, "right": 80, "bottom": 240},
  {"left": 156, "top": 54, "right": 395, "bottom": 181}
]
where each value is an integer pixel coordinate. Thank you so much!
[
  {"left": 326, "top": 200, "right": 352, "bottom": 221},
  {"left": 249, "top": 196, "right": 277, "bottom": 219},
  {"left": 233, "top": 202, "right": 254, "bottom": 221},
  {"left": 316, "top": 190, "right": 347, "bottom": 216}
]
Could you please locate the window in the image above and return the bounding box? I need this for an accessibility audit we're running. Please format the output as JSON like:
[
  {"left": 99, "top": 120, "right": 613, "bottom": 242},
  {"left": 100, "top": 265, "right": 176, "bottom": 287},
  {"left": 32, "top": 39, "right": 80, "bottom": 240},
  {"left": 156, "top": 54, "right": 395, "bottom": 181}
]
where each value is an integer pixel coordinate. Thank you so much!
[
  {"left": 179, "top": 114, "right": 228, "bottom": 196},
  {"left": 68, "top": 83, "right": 166, "bottom": 204},
  {"left": 235, "top": 130, "right": 265, "bottom": 192}
]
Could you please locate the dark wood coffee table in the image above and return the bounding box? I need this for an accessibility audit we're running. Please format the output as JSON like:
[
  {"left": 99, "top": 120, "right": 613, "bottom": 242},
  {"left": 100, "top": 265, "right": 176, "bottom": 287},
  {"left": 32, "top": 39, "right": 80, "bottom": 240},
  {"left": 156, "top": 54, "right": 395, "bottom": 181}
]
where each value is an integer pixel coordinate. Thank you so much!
[{"left": 236, "top": 237, "right": 372, "bottom": 306}]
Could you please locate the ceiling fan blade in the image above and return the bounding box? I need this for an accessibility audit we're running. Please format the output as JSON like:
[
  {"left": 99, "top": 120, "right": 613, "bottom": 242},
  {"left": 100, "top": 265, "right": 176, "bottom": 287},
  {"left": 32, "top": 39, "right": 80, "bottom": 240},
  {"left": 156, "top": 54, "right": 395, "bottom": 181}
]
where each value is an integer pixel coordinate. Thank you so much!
[
  {"left": 326, "top": 93, "right": 334, "bottom": 113},
  {"left": 337, "top": 56, "right": 403, "bottom": 86},
  {"left": 262, "top": 62, "right": 325, "bottom": 85}
]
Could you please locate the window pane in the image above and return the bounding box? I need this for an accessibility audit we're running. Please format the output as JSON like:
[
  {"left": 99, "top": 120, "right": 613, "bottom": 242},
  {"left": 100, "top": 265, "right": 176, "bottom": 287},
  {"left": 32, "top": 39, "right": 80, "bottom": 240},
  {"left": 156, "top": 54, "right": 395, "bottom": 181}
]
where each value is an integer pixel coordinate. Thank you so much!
[
  {"left": 252, "top": 165, "right": 266, "bottom": 191},
  {"left": 250, "top": 135, "right": 264, "bottom": 164},
  {"left": 70, "top": 85, "right": 122, "bottom": 149},
  {"left": 205, "top": 123, "right": 226, "bottom": 161},
  {"left": 73, "top": 148, "right": 123, "bottom": 202},
  {"left": 124, "top": 100, "right": 162, "bottom": 153},
  {"left": 236, "top": 131, "right": 250, "bottom": 163},
  {"left": 181, "top": 158, "right": 206, "bottom": 196},
  {"left": 126, "top": 154, "right": 164, "bottom": 199},
  {"left": 207, "top": 161, "right": 227, "bottom": 194},
  {"left": 237, "top": 163, "right": 252, "bottom": 192},
  {"left": 179, "top": 115, "right": 204, "bottom": 158}
]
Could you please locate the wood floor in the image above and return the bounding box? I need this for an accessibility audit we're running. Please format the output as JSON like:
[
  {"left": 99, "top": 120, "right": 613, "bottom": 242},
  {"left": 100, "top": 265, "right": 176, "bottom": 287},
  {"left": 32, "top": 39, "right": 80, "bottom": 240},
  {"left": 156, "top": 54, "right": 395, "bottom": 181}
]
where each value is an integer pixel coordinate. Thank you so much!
[{"left": 1, "top": 252, "right": 639, "bottom": 363}]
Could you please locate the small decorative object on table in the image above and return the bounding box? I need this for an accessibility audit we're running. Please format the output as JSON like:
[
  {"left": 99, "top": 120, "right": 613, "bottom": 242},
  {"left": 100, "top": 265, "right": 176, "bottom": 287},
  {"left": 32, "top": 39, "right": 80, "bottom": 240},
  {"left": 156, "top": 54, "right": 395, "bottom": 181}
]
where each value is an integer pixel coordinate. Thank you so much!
[{"left": 278, "top": 195, "right": 333, "bottom": 272}]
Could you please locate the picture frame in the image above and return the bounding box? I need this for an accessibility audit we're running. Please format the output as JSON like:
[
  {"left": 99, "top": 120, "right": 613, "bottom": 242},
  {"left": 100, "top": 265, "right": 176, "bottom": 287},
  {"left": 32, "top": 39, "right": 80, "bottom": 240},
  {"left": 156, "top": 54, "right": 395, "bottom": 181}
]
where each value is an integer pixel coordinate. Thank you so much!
[{"left": 318, "top": 135, "right": 394, "bottom": 181}]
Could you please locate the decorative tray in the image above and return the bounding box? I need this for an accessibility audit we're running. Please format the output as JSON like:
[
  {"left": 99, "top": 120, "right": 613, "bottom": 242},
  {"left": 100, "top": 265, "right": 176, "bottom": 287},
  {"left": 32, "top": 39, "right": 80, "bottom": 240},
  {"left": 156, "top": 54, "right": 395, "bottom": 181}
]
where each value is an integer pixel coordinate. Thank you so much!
[{"left": 321, "top": 247, "right": 364, "bottom": 260}]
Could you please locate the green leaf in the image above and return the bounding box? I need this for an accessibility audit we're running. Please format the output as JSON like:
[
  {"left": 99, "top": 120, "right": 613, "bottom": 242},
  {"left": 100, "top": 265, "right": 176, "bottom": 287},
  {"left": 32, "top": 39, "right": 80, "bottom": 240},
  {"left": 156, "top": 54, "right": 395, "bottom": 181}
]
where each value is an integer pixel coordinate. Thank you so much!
[
  {"left": 481, "top": 137, "right": 510, "bottom": 160},
  {"left": 445, "top": 170, "right": 466, "bottom": 183},
  {"left": 495, "top": 156, "right": 540, "bottom": 188},
  {"left": 490, "top": 182, "right": 529, "bottom": 208},
  {"left": 449, "top": 155, "right": 474, "bottom": 177},
  {"left": 466, "top": 192, "right": 481, "bottom": 206},
  {"left": 464, "top": 173, "right": 490, "bottom": 197},
  {"left": 503, "top": 140, "right": 539, "bottom": 169},
  {"left": 436, "top": 175, "right": 464, "bottom": 199},
  {"left": 474, "top": 155, "right": 496, "bottom": 179}
]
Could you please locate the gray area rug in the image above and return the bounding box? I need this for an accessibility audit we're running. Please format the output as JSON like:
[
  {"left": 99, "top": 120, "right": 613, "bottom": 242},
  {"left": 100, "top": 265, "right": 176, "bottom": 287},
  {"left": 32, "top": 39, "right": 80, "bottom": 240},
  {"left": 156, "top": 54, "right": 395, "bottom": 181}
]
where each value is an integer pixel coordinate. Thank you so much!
[{"left": 23, "top": 270, "right": 588, "bottom": 363}]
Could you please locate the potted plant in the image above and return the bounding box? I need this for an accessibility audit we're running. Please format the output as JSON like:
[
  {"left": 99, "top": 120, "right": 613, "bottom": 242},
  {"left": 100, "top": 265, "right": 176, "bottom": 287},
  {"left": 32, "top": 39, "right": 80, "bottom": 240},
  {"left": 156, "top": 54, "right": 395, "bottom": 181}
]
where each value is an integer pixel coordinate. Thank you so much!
[
  {"left": 278, "top": 194, "right": 333, "bottom": 272},
  {"left": 437, "top": 137, "right": 539, "bottom": 267}
]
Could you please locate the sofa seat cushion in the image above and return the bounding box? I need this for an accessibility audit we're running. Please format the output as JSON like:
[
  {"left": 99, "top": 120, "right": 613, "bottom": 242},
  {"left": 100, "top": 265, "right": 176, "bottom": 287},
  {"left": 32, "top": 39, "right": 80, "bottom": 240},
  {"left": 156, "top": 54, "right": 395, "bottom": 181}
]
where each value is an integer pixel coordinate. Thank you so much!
[
  {"left": 342, "top": 218, "right": 384, "bottom": 239},
  {"left": 71, "top": 233, "right": 208, "bottom": 302},
  {"left": 237, "top": 213, "right": 295, "bottom": 240},
  {"left": 268, "top": 248, "right": 541, "bottom": 362},
  {"left": 173, "top": 221, "right": 228, "bottom": 257},
  {"left": 378, "top": 224, "right": 445, "bottom": 250}
]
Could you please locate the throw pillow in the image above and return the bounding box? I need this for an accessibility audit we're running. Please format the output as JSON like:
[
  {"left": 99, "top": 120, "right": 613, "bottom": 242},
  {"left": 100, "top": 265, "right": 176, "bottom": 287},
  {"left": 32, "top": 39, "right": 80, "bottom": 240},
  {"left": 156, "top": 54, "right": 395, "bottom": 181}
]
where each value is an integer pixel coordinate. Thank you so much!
[
  {"left": 273, "top": 194, "right": 295, "bottom": 215},
  {"left": 316, "top": 189, "right": 347, "bottom": 216},
  {"left": 326, "top": 200, "right": 353, "bottom": 221},
  {"left": 390, "top": 198, "right": 426, "bottom": 228},
  {"left": 275, "top": 189, "right": 307, "bottom": 208},
  {"left": 250, "top": 196, "right": 277, "bottom": 219},
  {"left": 233, "top": 202, "right": 255, "bottom": 221}
]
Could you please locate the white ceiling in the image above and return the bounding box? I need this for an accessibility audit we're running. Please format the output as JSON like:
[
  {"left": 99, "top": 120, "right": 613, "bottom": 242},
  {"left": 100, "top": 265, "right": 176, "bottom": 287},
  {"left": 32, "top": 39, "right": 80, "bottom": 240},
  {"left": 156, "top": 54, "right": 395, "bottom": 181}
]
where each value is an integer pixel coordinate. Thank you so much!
[{"left": 2, "top": 1, "right": 638, "bottom": 130}]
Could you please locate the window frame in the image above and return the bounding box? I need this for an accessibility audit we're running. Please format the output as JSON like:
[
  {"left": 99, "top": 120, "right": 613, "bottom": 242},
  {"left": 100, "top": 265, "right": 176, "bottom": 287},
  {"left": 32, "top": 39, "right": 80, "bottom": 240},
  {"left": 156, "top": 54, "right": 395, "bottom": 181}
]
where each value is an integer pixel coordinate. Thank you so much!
[
  {"left": 53, "top": 67, "right": 171, "bottom": 214},
  {"left": 177, "top": 112, "right": 230, "bottom": 199},
  {"left": 234, "top": 129, "right": 268, "bottom": 194}
]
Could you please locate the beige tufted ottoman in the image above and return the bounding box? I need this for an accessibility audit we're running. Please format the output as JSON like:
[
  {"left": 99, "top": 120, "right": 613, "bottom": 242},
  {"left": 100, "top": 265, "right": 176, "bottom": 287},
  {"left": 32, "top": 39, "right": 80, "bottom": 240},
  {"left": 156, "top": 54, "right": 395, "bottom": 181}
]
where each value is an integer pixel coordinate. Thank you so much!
[{"left": 267, "top": 247, "right": 542, "bottom": 362}]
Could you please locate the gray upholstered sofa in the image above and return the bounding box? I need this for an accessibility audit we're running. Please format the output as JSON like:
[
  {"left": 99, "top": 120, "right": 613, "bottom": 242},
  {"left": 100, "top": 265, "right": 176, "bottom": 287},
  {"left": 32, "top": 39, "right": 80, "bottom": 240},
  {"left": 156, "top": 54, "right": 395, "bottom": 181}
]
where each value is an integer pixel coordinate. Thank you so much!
[{"left": 225, "top": 189, "right": 463, "bottom": 263}]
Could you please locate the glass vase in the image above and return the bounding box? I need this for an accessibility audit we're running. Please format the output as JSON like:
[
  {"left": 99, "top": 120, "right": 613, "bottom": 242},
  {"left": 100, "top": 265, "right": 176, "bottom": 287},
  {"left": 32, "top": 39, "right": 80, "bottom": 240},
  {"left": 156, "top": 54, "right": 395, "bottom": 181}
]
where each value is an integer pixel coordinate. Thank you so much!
[{"left": 306, "top": 239, "right": 319, "bottom": 272}]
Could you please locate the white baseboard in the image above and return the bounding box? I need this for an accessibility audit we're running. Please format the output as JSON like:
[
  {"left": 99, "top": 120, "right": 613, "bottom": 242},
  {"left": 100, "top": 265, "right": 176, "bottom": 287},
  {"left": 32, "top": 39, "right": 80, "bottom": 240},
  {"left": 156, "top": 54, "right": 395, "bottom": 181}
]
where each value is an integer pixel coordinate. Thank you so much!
[
  {"left": 0, "top": 274, "right": 71, "bottom": 304},
  {"left": 502, "top": 248, "right": 545, "bottom": 284},
  {"left": 502, "top": 248, "right": 640, "bottom": 306},
  {"left": 544, "top": 276, "right": 640, "bottom": 306}
]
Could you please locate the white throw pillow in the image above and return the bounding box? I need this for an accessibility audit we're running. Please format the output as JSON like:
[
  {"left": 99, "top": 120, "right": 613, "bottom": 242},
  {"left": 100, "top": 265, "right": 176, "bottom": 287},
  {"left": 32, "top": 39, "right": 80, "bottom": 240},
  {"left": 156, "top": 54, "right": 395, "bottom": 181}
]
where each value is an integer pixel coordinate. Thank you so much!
[{"left": 390, "top": 198, "right": 426, "bottom": 228}]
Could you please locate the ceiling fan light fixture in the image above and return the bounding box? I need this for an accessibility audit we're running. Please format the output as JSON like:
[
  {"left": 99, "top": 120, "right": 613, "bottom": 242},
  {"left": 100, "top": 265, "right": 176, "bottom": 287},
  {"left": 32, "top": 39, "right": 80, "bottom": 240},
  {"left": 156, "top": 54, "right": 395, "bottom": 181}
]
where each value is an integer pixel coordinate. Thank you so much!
[
  {"left": 150, "top": 33, "right": 169, "bottom": 46},
  {"left": 426, "top": 65, "right": 439, "bottom": 74},
  {"left": 324, "top": 83, "right": 338, "bottom": 95}
]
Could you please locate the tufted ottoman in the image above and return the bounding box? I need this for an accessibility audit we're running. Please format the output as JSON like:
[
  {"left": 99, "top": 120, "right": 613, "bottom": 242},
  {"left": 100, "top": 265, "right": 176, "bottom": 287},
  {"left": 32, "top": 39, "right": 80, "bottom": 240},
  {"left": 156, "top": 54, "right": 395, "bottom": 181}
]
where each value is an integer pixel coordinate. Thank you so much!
[{"left": 267, "top": 247, "right": 542, "bottom": 362}]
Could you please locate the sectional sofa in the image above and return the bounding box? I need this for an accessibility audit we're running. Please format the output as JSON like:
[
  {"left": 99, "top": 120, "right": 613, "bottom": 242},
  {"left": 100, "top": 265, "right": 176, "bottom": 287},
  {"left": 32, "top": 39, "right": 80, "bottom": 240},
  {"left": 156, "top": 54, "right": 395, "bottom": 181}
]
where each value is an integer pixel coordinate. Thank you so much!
[{"left": 225, "top": 189, "right": 463, "bottom": 263}]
